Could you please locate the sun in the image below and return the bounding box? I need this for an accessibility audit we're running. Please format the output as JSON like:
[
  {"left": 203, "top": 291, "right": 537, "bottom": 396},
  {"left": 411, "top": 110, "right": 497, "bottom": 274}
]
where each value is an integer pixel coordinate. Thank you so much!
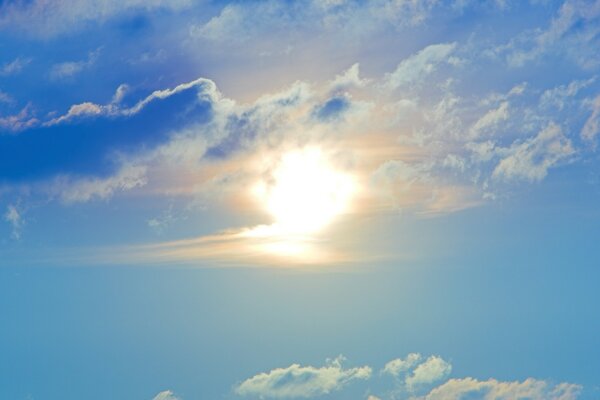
[{"left": 253, "top": 148, "right": 355, "bottom": 235}]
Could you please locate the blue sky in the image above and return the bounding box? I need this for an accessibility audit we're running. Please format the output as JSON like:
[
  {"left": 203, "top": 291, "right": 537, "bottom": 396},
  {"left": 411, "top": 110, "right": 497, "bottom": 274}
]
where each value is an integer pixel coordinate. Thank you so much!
[{"left": 1, "top": 0, "right": 600, "bottom": 399}]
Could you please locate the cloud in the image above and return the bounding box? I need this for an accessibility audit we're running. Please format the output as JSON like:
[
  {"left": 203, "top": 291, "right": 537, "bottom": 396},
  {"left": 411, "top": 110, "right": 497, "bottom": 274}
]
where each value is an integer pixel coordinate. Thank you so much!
[
  {"left": 405, "top": 356, "right": 452, "bottom": 391},
  {"left": 55, "top": 164, "right": 147, "bottom": 203},
  {"left": 0, "top": 90, "right": 12, "bottom": 104},
  {"left": 470, "top": 102, "right": 509, "bottom": 138},
  {"left": 235, "top": 356, "right": 372, "bottom": 398},
  {"left": 46, "top": 77, "right": 221, "bottom": 126},
  {"left": 581, "top": 95, "right": 600, "bottom": 144},
  {"left": 540, "top": 77, "right": 596, "bottom": 110},
  {"left": 384, "top": 43, "right": 457, "bottom": 90},
  {"left": 493, "top": 122, "right": 574, "bottom": 182},
  {"left": 382, "top": 353, "right": 423, "bottom": 378},
  {"left": 500, "top": 0, "right": 600, "bottom": 68},
  {"left": 328, "top": 63, "right": 369, "bottom": 93},
  {"left": 0, "top": 57, "right": 31, "bottom": 76},
  {"left": 152, "top": 390, "right": 180, "bottom": 400},
  {"left": 49, "top": 48, "right": 101, "bottom": 80},
  {"left": 4, "top": 204, "right": 24, "bottom": 239},
  {"left": 0, "top": 104, "right": 39, "bottom": 132},
  {"left": 0, "top": 0, "right": 192, "bottom": 37},
  {"left": 419, "top": 377, "right": 582, "bottom": 400}
]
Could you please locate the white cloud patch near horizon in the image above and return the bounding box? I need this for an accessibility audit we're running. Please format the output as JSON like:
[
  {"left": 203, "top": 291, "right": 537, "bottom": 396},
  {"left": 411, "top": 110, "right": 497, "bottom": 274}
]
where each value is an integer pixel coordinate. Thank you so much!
[
  {"left": 418, "top": 377, "right": 582, "bottom": 400},
  {"left": 235, "top": 356, "right": 372, "bottom": 398},
  {"left": 152, "top": 390, "right": 180, "bottom": 400}
]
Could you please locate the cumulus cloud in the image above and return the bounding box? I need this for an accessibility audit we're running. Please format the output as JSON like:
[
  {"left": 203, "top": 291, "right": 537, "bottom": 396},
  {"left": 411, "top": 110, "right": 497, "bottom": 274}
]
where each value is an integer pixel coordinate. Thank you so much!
[
  {"left": 493, "top": 122, "right": 574, "bottom": 182},
  {"left": 405, "top": 356, "right": 452, "bottom": 391},
  {"left": 383, "top": 353, "right": 423, "bottom": 377},
  {"left": 152, "top": 390, "right": 180, "bottom": 400},
  {"left": 329, "top": 63, "right": 369, "bottom": 93},
  {"left": 384, "top": 43, "right": 457, "bottom": 90},
  {"left": 235, "top": 356, "right": 372, "bottom": 398},
  {"left": 419, "top": 377, "right": 582, "bottom": 400}
]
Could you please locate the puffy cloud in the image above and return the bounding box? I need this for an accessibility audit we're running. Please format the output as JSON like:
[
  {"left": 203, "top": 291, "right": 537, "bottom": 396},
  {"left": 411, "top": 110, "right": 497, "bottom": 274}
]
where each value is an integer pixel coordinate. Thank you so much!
[
  {"left": 405, "top": 356, "right": 452, "bottom": 391},
  {"left": 492, "top": 123, "right": 574, "bottom": 182},
  {"left": 152, "top": 390, "right": 180, "bottom": 400},
  {"left": 382, "top": 353, "right": 423, "bottom": 377},
  {"left": 420, "top": 377, "right": 582, "bottom": 400},
  {"left": 235, "top": 356, "right": 372, "bottom": 398},
  {"left": 329, "top": 63, "right": 369, "bottom": 93},
  {"left": 384, "top": 43, "right": 457, "bottom": 90},
  {"left": 581, "top": 95, "right": 600, "bottom": 144}
]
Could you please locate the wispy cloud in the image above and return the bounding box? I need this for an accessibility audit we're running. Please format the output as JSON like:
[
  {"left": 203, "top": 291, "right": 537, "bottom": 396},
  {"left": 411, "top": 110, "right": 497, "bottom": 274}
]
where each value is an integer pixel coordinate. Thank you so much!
[
  {"left": 4, "top": 203, "right": 24, "bottom": 240},
  {"left": 383, "top": 43, "right": 458, "bottom": 90},
  {"left": 0, "top": 57, "right": 31, "bottom": 76},
  {"left": 0, "top": 0, "right": 193, "bottom": 37},
  {"left": 49, "top": 48, "right": 101, "bottom": 80}
]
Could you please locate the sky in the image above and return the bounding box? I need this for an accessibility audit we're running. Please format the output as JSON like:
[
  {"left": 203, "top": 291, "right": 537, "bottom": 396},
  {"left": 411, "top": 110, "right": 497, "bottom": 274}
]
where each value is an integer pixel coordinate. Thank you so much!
[{"left": 1, "top": 0, "right": 600, "bottom": 399}]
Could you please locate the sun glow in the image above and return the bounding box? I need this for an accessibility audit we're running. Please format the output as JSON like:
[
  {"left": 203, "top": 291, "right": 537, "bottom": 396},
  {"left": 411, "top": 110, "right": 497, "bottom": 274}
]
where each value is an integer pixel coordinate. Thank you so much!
[{"left": 254, "top": 148, "right": 356, "bottom": 236}]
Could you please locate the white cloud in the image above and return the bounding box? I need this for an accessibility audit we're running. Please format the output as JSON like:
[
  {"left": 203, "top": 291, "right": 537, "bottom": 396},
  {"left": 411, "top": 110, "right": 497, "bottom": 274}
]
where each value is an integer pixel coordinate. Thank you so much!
[
  {"left": 0, "top": 0, "right": 192, "bottom": 37},
  {"left": 329, "top": 63, "right": 369, "bottom": 93},
  {"left": 4, "top": 204, "right": 24, "bottom": 239},
  {"left": 540, "top": 77, "right": 596, "bottom": 110},
  {"left": 0, "top": 90, "right": 12, "bottom": 104},
  {"left": 0, "top": 104, "right": 39, "bottom": 132},
  {"left": 46, "top": 77, "right": 223, "bottom": 125},
  {"left": 382, "top": 353, "right": 422, "bottom": 377},
  {"left": 190, "top": 1, "right": 440, "bottom": 45},
  {"left": 405, "top": 356, "right": 452, "bottom": 391},
  {"left": 235, "top": 356, "right": 372, "bottom": 398},
  {"left": 384, "top": 43, "right": 457, "bottom": 90},
  {"left": 420, "top": 377, "right": 582, "bottom": 400},
  {"left": 493, "top": 122, "right": 574, "bottom": 182},
  {"left": 470, "top": 101, "right": 510, "bottom": 138},
  {"left": 49, "top": 48, "right": 101, "bottom": 80},
  {"left": 581, "top": 95, "right": 600, "bottom": 144},
  {"left": 0, "top": 57, "right": 31, "bottom": 76},
  {"left": 502, "top": 0, "right": 600, "bottom": 68},
  {"left": 56, "top": 164, "right": 147, "bottom": 203},
  {"left": 152, "top": 390, "right": 180, "bottom": 400}
]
